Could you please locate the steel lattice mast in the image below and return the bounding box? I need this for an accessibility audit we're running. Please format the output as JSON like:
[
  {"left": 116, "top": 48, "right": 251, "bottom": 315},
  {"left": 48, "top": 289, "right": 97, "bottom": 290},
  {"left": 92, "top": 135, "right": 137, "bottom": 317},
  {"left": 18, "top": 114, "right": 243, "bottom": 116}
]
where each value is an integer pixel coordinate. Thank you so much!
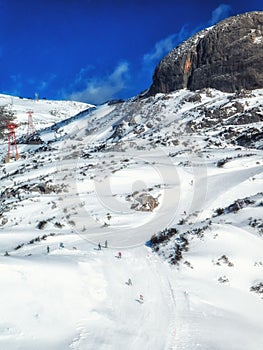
[
  {"left": 5, "top": 123, "right": 19, "bottom": 162},
  {"left": 27, "top": 111, "right": 35, "bottom": 138}
]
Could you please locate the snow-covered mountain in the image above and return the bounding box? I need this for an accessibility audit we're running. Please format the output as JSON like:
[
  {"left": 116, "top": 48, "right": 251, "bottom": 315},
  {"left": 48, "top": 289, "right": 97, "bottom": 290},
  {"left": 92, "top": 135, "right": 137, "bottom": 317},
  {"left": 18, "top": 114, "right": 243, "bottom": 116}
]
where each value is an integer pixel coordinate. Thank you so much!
[{"left": 0, "top": 84, "right": 262, "bottom": 349}]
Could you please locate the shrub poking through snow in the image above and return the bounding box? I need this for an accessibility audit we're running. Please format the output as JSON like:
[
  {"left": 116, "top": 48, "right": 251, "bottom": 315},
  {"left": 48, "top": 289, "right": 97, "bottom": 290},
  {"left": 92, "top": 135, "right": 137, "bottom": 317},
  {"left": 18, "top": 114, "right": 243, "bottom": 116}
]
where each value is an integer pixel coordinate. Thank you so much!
[
  {"left": 37, "top": 220, "right": 47, "bottom": 230},
  {"left": 218, "top": 275, "right": 229, "bottom": 283},
  {"left": 213, "top": 255, "right": 234, "bottom": 267},
  {"left": 213, "top": 194, "right": 261, "bottom": 217},
  {"left": 150, "top": 228, "right": 190, "bottom": 265},
  {"left": 214, "top": 207, "right": 225, "bottom": 216},
  {"left": 250, "top": 282, "right": 263, "bottom": 296},
  {"left": 150, "top": 227, "right": 178, "bottom": 246}
]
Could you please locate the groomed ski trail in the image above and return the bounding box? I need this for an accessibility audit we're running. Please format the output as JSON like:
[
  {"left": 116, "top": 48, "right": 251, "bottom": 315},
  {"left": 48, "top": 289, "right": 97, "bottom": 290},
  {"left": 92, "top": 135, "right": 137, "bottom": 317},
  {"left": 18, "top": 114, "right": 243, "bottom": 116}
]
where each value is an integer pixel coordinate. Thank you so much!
[{"left": 70, "top": 245, "right": 178, "bottom": 350}]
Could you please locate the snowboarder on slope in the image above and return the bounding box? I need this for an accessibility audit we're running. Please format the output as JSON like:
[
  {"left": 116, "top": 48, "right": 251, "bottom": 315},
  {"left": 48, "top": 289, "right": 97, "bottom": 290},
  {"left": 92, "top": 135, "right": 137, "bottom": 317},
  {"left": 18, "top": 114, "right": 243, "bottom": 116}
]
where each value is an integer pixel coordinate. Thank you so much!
[{"left": 98, "top": 243, "right": 101, "bottom": 250}]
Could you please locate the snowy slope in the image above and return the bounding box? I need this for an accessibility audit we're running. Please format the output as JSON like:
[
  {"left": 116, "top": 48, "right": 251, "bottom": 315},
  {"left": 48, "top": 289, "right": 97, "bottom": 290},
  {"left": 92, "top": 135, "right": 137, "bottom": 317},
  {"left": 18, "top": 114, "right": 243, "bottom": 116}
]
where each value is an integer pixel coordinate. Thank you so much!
[
  {"left": 0, "top": 94, "right": 93, "bottom": 140},
  {"left": 0, "top": 89, "right": 263, "bottom": 349}
]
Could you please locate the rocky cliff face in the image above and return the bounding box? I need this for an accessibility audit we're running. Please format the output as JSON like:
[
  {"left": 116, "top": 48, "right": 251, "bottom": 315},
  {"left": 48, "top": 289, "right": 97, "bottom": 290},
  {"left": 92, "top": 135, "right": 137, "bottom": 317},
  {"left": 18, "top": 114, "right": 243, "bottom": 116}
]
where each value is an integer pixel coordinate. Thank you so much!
[{"left": 147, "top": 11, "right": 263, "bottom": 95}]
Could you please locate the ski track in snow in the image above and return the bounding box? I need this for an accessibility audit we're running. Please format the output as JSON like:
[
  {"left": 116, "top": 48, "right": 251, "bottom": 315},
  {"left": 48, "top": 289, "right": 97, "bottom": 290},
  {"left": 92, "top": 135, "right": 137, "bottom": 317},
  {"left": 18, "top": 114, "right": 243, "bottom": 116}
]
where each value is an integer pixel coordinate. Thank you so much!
[{"left": 68, "top": 246, "right": 177, "bottom": 350}]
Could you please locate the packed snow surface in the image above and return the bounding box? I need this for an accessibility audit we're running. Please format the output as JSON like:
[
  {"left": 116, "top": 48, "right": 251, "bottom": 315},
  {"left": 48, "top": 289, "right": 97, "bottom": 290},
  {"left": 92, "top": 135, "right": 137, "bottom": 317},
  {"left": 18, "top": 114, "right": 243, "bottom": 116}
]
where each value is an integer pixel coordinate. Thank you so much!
[{"left": 0, "top": 90, "right": 263, "bottom": 349}]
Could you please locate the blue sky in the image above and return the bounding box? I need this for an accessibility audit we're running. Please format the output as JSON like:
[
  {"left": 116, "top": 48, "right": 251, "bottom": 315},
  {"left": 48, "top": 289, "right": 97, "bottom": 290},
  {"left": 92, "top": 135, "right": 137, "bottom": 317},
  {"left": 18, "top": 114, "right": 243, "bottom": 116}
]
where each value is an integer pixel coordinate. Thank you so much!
[{"left": 0, "top": 0, "right": 262, "bottom": 104}]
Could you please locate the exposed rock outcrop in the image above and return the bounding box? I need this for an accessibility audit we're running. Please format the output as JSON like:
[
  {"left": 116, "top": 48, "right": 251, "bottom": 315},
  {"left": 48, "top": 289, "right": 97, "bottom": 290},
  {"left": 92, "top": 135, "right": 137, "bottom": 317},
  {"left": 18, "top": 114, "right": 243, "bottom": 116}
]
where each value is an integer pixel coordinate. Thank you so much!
[
  {"left": 126, "top": 191, "right": 159, "bottom": 212},
  {"left": 148, "top": 11, "right": 263, "bottom": 95}
]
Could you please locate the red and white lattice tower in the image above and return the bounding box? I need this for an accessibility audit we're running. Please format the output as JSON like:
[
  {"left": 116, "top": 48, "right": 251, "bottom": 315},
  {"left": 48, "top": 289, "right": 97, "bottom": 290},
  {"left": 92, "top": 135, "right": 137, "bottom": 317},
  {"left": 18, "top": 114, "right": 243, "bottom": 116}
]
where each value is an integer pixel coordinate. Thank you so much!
[
  {"left": 5, "top": 123, "right": 19, "bottom": 162},
  {"left": 27, "top": 110, "right": 35, "bottom": 138}
]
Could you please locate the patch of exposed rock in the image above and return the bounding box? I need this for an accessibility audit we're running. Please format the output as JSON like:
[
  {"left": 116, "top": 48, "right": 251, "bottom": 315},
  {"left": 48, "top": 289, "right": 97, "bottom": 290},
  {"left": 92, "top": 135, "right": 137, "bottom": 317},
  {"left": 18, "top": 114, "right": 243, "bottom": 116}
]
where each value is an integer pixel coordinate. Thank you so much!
[
  {"left": 148, "top": 11, "right": 263, "bottom": 95},
  {"left": 126, "top": 191, "right": 159, "bottom": 212}
]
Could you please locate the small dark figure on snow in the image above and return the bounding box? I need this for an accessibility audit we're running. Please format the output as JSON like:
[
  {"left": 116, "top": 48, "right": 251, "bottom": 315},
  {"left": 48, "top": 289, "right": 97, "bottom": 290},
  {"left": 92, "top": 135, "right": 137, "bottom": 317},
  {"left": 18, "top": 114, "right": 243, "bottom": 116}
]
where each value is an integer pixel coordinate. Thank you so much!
[
  {"left": 47, "top": 246, "right": 50, "bottom": 254},
  {"left": 118, "top": 251, "right": 122, "bottom": 259},
  {"left": 105, "top": 240, "right": 108, "bottom": 248},
  {"left": 139, "top": 294, "right": 144, "bottom": 301},
  {"left": 98, "top": 243, "right": 101, "bottom": 250},
  {"left": 127, "top": 278, "right": 132, "bottom": 286},
  {"left": 59, "top": 242, "right": 64, "bottom": 249},
  {"left": 4, "top": 251, "right": 9, "bottom": 256}
]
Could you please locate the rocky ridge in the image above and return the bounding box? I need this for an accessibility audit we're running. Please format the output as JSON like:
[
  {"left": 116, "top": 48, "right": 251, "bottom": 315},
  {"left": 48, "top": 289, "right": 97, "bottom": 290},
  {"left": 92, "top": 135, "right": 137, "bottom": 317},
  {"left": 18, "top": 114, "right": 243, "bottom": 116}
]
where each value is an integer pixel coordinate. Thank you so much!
[{"left": 148, "top": 11, "right": 263, "bottom": 95}]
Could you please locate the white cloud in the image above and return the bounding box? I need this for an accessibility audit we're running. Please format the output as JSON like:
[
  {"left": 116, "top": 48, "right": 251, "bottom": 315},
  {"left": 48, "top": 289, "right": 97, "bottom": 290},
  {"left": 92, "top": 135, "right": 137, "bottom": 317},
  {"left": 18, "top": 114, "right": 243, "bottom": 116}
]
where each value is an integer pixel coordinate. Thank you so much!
[
  {"left": 36, "top": 73, "right": 57, "bottom": 92},
  {"left": 8, "top": 73, "right": 57, "bottom": 98},
  {"left": 142, "top": 3, "right": 232, "bottom": 74},
  {"left": 10, "top": 74, "right": 22, "bottom": 83},
  {"left": 208, "top": 4, "right": 232, "bottom": 25},
  {"left": 73, "top": 65, "right": 95, "bottom": 86},
  {"left": 69, "top": 61, "right": 130, "bottom": 104},
  {"left": 143, "top": 26, "right": 188, "bottom": 69},
  {"left": 67, "top": 4, "right": 232, "bottom": 103}
]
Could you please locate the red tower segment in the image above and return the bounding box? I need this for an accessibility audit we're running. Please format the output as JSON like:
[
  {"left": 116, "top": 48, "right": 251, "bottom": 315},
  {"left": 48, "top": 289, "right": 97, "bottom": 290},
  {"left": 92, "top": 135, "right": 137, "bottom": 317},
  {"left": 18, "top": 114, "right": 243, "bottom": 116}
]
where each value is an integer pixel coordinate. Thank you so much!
[
  {"left": 27, "top": 111, "right": 35, "bottom": 137},
  {"left": 6, "top": 123, "right": 19, "bottom": 162}
]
